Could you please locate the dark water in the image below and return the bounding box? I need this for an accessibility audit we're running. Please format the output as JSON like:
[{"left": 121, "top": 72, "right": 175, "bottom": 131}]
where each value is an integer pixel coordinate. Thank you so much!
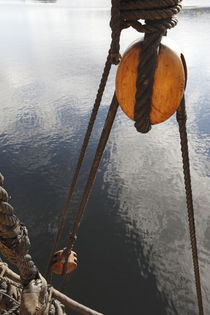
[{"left": 0, "top": 2, "right": 209, "bottom": 315}]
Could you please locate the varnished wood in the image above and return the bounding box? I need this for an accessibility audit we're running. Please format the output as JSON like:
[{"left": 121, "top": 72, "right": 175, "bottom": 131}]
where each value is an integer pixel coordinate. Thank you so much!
[{"left": 115, "top": 38, "right": 185, "bottom": 124}]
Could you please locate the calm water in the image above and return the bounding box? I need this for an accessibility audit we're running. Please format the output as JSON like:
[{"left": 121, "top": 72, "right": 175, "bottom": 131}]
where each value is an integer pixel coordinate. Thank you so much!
[{"left": 0, "top": 2, "right": 209, "bottom": 315}]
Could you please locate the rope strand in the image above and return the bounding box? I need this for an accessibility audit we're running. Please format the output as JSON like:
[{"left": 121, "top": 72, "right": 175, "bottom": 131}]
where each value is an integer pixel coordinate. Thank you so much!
[
  {"left": 62, "top": 94, "right": 119, "bottom": 275},
  {"left": 46, "top": 50, "right": 113, "bottom": 281},
  {"left": 176, "top": 98, "right": 204, "bottom": 315}
]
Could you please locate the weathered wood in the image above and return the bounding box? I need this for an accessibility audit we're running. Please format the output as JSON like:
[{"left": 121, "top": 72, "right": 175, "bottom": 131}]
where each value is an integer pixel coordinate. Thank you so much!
[{"left": 116, "top": 38, "right": 185, "bottom": 124}]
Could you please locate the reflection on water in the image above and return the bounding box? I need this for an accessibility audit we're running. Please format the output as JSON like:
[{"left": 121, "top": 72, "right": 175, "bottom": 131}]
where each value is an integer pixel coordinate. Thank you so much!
[
  {"left": 0, "top": 3, "right": 209, "bottom": 315},
  {"left": 34, "top": 0, "right": 57, "bottom": 2}
]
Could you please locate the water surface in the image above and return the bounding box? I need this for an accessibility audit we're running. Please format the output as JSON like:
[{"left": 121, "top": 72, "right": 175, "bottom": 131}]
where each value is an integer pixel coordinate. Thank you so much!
[{"left": 0, "top": 3, "right": 209, "bottom": 315}]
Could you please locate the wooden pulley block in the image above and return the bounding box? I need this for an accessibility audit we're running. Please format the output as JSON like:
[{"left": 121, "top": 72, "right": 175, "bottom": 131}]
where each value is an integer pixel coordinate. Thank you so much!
[
  {"left": 115, "top": 38, "right": 186, "bottom": 124},
  {"left": 52, "top": 249, "right": 77, "bottom": 275}
]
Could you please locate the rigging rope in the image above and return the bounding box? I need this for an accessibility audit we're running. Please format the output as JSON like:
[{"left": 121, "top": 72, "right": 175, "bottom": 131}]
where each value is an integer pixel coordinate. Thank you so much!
[
  {"left": 176, "top": 98, "right": 204, "bottom": 315},
  {"left": 0, "top": 1, "right": 202, "bottom": 314},
  {"left": 0, "top": 262, "right": 104, "bottom": 315},
  {"left": 110, "top": 2, "right": 204, "bottom": 313},
  {"left": 0, "top": 176, "right": 38, "bottom": 287},
  {"left": 110, "top": 0, "right": 181, "bottom": 132},
  {"left": 62, "top": 94, "right": 119, "bottom": 274},
  {"left": 46, "top": 49, "right": 113, "bottom": 281},
  {"left": 45, "top": 1, "right": 204, "bottom": 314}
]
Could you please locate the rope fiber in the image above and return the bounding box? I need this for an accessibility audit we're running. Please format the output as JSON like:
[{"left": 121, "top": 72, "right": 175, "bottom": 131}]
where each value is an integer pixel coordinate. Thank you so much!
[
  {"left": 110, "top": 0, "right": 181, "bottom": 132},
  {"left": 46, "top": 49, "right": 113, "bottom": 281},
  {"left": 176, "top": 98, "right": 204, "bottom": 315},
  {"left": 44, "top": 1, "right": 204, "bottom": 314},
  {"left": 62, "top": 94, "right": 119, "bottom": 272}
]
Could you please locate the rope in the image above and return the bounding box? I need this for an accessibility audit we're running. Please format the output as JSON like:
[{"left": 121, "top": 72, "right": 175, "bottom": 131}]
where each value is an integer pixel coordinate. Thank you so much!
[
  {"left": 0, "top": 174, "right": 52, "bottom": 314},
  {"left": 0, "top": 291, "right": 19, "bottom": 305},
  {"left": 134, "top": 31, "right": 162, "bottom": 133},
  {"left": 46, "top": 49, "right": 113, "bottom": 281},
  {"left": 111, "top": 1, "right": 204, "bottom": 313},
  {"left": 0, "top": 290, "right": 20, "bottom": 314},
  {"left": 0, "top": 275, "right": 22, "bottom": 289},
  {"left": 120, "top": 0, "right": 182, "bottom": 10},
  {"left": 62, "top": 94, "right": 119, "bottom": 274},
  {"left": 0, "top": 174, "right": 38, "bottom": 286},
  {"left": 0, "top": 263, "right": 102, "bottom": 315},
  {"left": 3, "top": 304, "right": 19, "bottom": 315},
  {"left": 0, "top": 266, "right": 21, "bottom": 314},
  {"left": 110, "top": 0, "right": 121, "bottom": 64},
  {"left": 48, "top": 0, "right": 180, "bottom": 279},
  {"left": 176, "top": 98, "right": 204, "bottom": 315},
  {"left": 46, "top": 4, "right": 203, "bottom": 315},
  {"left": 110, "top": 0, "right": 181, "bottom": 133},
  {"left": 49, "top": 0, "right": 180, "bottom": 278},
  {"left": 0, "top": 263, "right": 22, "bottom": 289}
]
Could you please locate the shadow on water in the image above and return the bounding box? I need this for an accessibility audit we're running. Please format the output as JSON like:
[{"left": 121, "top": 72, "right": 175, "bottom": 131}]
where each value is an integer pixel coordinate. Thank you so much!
[{"left": 0, "top": 3, "right": 209, "bottom": 315}]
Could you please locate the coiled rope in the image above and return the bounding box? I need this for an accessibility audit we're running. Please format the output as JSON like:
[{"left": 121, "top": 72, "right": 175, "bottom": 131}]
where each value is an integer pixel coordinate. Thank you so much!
[
  {"left": 0, "top": 180, "right": 103, "bottom": 314},
  {"left": 0, "top": 173, "right": 38, "bottom": 287}
]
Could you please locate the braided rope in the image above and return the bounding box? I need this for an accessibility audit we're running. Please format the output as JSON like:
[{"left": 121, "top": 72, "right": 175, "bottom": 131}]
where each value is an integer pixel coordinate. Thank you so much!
[
  {"left": 124, "top": 18, "right": 178, "bottom": 33},
  {"left": 120, "top": 0, "right": 182, "bottom": 10},
  {"left": 62, "top": 95, "right": 119, "bottom": 272},
  {"left": 121, "top": 5, "right": 181, "bottom": 20},
  {"left": 110, "top": 0, "right": 121, "bottom": 64},
  {"left": 176, "top": 98, "right": 204, "bottom": 315},
  {"left": 134, "top": 31, "right": 163, "bottom": 132},
  {"left": 0, "top": 263, "right": 21, "bottom": 289},
  {"left": 110, "top": 0, "right": 181, "bottom": 132},
  {"left": 0, "top": 263, "right": 101, "bottom": 315},
  {"left": 46, "top": 49, "right": 113, "bottom": 282},
  {"left": 1, "top": 291, "right": 20, "bottom": 315},
  {"left": 0, "top": 275, "right": 22, "bottom": 289},
  {"left": 0, "top": 272, "right": 21, "bottom": 314},
  {"left": 0, "top": 188, "right": 8, "bottom": 202},
  {"left": 110, "top": 1, "right": 204, "bottom": 313},
  {"left": 0, "top": 175, "right": 38, "bottom": 284}
]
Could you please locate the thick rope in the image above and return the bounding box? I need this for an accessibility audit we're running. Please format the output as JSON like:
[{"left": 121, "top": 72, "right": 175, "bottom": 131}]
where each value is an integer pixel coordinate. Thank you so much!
[
  {"left": 123, "top": 18, "right": 178, "bottom": 33},
  {"left": 110, "top": 1, "right": 204, "bottom": 312},
  {"left": 134, "top": 31, "right": 163, "bottom": 133},
  {"left": 110, "top": 0, "right": 181, "bottom": 132},
  {"left": 0, "top": 265, "right": 21, "bottom": 315},
  {"left": 0, "top": 262, "right": 104, "bottom": 315},
  {"left": 0, "top": 261, "right": 103, "bottom": 314},
  {"left": 0, "top": 177, "right": 38, "bottom": 286},
  {"left": 62, "top": 95, "right": 119, "bottom": 274},
  {"left": 0, "top": 176, "right": 55, "bottom": 314},
  {"left": 45, "top": 1, "right": 120, "bottom": 284},
  {"left": 120, "top": 0, "right": 182, "bottom": 10},
  {"left": 176, "top": 98, "right": 204, "bottom": 315},
  {"left": 0, "top": 289, "right": 20, "bottom": 315},
  {"left": 110, "top": 0, "right": 121, "bottom": 64},
  {"left": 48, "top": 0, "right": 180, "bottom": 280},
  {"left": 46, "top": 50, "right": 113, "bottom": 282},
  {"left": 47, "top": 4, "right": 203, "bottom": 315}
]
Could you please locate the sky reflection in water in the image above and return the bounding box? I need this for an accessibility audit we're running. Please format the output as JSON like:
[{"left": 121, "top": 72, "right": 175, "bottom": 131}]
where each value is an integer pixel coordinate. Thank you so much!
[{"left": 0, "top": 3, "right": 209, "bottom": 315}]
